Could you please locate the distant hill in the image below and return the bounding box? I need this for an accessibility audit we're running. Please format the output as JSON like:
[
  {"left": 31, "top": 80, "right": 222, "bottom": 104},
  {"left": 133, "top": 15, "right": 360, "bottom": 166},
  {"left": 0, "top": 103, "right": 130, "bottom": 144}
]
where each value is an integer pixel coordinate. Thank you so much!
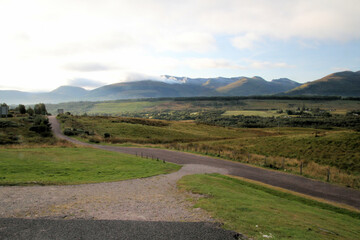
[
  {"left": 3, "top": 70, "right": 359, "bottom": 105},
  {"left": 285, "top": 71, "right": 360, "bottom": 96},
  {"left": 87, "top": 80, "right": 216, "bottom": 100}
]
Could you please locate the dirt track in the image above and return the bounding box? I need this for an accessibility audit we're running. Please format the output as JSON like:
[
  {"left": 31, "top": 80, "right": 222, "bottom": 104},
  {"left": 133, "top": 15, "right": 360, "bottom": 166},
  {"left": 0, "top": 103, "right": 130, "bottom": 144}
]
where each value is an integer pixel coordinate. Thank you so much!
[{"left": 49, "top": 116, "right": 360, "bottom": 209}]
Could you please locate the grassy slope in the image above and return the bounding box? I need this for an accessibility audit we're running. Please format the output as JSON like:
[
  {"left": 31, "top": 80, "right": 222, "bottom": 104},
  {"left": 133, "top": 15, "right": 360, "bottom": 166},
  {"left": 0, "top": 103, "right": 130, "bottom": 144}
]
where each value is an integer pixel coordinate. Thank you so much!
[
  {"left": 0, "top": 147, "right": 180, "bottom": 185},
  {"left": 178, "top": 174, "right": 360, "bottom": 240},
  {"left": 200, "top": 129, "right": 360, "bottom": 173}
]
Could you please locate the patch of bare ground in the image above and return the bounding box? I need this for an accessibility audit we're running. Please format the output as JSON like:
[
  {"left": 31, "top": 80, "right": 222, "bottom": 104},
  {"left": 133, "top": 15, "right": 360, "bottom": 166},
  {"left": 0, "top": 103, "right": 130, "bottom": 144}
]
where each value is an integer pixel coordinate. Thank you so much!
[{"left": 0, "top": 164, "right": 228, "bottom": 221}]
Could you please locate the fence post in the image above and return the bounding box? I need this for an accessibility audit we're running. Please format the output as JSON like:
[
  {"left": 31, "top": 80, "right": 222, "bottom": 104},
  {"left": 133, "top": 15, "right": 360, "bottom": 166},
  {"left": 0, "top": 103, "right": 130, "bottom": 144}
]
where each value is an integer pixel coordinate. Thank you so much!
[
  {"left": 327, "top": 168, "right": 331, "bottom": 182},
  {"left": 264, "top": 156, "right": 267, "bottom": 166},
  {"left": 282, "top": 157, "right": 285, "bottom": 169},
  {"left": 300, "top": 161, "right": 303, "bottom": 175}
]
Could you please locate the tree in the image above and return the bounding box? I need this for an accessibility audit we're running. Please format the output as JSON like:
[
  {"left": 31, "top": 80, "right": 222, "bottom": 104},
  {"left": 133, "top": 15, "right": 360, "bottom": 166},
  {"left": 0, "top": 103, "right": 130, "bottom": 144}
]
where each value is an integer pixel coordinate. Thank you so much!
[
  {"left": 34, "top": 103, "right": 48, "bottom": 115},
  {"left": 18, "top": 104, "right": 26, "bottom": 114},
  {"left": 27, "top": 107, "right": 34, "bottom": 116}
]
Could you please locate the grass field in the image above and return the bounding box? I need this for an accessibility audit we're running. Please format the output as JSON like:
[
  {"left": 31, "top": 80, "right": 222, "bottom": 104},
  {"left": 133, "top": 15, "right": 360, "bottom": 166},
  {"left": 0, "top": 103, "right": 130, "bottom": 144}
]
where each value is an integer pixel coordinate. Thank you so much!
[
  {"left": 0, "top": 147, "right": 180, "bottom": 185},
  {"left": 177, "top": 174, "right": 360, "bottom": 240}
]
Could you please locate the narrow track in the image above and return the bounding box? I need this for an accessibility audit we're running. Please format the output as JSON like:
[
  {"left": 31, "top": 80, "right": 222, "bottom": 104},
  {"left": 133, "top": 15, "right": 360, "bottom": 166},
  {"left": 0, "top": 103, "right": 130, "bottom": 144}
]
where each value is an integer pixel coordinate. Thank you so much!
[{"left": 49, "top": 116, "right": 360, "bottom": 209}]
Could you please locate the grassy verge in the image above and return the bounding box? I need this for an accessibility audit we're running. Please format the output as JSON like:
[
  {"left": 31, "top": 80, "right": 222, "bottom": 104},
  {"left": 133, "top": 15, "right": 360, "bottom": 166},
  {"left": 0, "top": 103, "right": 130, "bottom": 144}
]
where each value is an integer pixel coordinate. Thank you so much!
[
  {"left": 177, "top": 174, "right": 360, "bottom": 240},
  {"left": 0, "top": 147, "right": 180, "bottom": 185}
]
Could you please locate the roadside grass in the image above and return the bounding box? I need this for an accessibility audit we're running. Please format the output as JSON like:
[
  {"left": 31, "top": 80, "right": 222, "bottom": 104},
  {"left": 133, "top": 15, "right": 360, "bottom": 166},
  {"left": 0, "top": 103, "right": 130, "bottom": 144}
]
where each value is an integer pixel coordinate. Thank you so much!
[
  {"left": 177, "top": 174, "right": 360, "bottom": 240},
  {"left": 0, "top": 147, "right": 180, "bottom": 185}
]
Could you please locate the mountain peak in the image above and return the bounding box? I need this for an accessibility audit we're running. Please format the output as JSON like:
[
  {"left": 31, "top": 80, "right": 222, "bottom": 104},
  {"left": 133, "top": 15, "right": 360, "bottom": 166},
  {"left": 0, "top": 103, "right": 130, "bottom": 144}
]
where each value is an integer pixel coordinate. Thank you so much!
[{"left": 51, "top": 85, "right": 88, "bottom": 95}]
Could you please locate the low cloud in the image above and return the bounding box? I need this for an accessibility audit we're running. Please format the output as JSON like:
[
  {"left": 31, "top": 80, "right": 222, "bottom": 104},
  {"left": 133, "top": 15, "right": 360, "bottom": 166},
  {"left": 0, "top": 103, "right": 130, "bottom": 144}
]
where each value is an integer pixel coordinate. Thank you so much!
[{"left": 67, "top": 78, "right": 105, "bottom": 88}]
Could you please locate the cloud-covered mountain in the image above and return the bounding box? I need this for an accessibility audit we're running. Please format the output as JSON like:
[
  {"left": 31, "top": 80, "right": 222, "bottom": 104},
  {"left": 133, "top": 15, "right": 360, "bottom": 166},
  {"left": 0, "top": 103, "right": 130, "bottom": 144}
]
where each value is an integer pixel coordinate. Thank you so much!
[{"left": 2, "top": 71, "right": 358, "bottom": 105}]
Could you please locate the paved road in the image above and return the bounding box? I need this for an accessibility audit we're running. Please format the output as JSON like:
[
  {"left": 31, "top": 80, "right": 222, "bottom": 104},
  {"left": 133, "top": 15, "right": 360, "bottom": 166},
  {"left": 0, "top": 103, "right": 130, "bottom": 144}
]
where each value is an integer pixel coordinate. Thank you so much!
[
  {"left": 0, "top": 218, "right": 241, "bottom": 240},
  {"left": 49, "top": 116, "right": 360, "bottom": 209}
]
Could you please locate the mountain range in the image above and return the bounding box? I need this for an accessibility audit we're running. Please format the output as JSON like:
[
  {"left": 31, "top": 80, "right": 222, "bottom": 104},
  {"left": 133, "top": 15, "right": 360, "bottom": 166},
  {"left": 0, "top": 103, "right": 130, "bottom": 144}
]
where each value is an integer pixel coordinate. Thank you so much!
[{"left": 1, "top": 71, "right": 359, "bottom": 104}]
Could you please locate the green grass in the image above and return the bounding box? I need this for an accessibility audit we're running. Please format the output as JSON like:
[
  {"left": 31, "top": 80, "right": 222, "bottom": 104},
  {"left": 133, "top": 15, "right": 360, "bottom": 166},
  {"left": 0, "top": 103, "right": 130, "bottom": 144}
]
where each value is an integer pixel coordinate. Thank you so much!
[
  {"left": 0, "top": 147, "right": 180, "bottom": 185},
  {"left": 178, "top": 174, "right": 360, "bottom": 240}
]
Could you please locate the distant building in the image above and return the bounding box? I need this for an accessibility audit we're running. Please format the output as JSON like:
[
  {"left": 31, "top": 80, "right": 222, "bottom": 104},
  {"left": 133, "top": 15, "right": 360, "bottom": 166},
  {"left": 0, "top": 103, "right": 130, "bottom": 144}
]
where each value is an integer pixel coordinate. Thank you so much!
[
  {"left": 1, "top": 104, "right": 9, "bottom": 117},
  {"left": 57, "top": 109, "right": 64, "bottom": 114}
]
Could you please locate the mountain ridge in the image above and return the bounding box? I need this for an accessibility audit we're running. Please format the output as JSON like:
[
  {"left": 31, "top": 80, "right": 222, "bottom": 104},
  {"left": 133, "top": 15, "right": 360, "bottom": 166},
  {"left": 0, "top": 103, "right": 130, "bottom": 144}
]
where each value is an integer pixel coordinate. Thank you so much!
[{"left": 1, "top": 70, "right": 359, "bottom": 104}]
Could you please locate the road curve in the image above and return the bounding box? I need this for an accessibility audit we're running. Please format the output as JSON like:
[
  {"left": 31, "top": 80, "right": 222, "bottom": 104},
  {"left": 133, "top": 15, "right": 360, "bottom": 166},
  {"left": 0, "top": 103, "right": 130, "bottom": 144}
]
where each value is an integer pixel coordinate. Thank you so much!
[{"left": 49, "top": 116, "right": 360, "bottom": 209}]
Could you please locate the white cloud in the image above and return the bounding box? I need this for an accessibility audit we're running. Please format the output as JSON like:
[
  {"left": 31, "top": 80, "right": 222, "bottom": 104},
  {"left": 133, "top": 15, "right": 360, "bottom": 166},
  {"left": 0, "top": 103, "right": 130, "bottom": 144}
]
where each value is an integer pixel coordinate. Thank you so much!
[
  {"left": 0, "top": 0, "right": 359, "bottom": 91},
  {"left": 231, "top": 33, "right": 260, "bottom": 50},
  {"left": 64, "top": 62, "right": 113, "bottom": 72},
  {"left": 186, "top": 58, "right": 244, "bottom": 69},
  {"left": 250, "top": 61, "right": 294, "bottom": 69},
  {"left": 155, "top": 32, "right": 216, "bottom": 53}
]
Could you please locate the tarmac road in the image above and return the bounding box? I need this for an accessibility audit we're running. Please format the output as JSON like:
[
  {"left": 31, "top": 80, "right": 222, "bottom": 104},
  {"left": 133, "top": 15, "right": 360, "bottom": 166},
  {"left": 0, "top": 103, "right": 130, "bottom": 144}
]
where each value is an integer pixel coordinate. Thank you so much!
[
  {"left": 0, "top": 218, "right": 241, "bottom": 240},
  {"left": 49, "top": 116, "right": 360, "bottom": 209}
]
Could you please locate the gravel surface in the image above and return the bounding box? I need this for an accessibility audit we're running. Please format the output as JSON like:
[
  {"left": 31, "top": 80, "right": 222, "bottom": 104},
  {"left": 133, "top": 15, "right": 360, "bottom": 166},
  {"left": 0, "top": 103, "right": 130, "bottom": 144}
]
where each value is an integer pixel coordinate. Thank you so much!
[{"left": 0, "top": 165, "right": 228, "bottom": 221}]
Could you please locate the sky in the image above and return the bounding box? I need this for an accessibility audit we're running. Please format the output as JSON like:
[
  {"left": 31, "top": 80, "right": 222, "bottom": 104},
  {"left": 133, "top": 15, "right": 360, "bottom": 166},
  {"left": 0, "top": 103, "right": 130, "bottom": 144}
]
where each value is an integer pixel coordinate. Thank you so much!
[{"left": 0, "top": 0, "right": 359, "bottom": 92}]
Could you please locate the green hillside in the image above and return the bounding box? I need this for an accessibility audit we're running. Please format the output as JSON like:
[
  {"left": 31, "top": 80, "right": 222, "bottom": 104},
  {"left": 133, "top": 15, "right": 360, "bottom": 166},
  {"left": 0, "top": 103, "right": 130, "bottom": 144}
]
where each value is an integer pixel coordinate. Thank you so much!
[{"left": 286, "top": 71, "right": 360, "bottom": 96}]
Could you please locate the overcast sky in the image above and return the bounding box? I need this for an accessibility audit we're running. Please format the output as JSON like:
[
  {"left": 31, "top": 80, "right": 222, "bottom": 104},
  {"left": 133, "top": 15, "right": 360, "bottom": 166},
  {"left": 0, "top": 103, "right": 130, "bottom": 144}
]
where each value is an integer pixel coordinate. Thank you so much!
[{"left": 0, "top": 0, "right": 359, "bottom": 91}]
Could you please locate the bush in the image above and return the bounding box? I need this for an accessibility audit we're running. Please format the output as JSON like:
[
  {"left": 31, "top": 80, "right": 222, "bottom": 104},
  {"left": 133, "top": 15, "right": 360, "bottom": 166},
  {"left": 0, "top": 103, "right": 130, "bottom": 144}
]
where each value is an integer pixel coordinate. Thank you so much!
[
  {"left": 63, "top": 128, "right": 77, "bottom": 136},
  {"left": 29, "top": 116, "right": 52, "bottom": 137},
  {"left": 89, "top": 137, "right": 101, "bottom": 143}
]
